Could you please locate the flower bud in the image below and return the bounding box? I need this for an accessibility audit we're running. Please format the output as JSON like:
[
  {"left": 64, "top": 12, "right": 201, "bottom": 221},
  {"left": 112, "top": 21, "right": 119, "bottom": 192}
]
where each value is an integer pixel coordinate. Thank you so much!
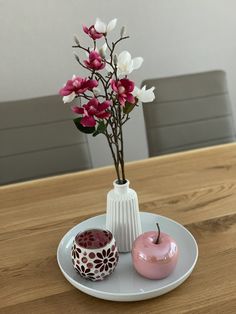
[
  {"left": 99, "top": 43, "right": 107, "bottom": 58},
  {"left": 120, "top": 26, "right": 126, "bottom": 38},
  {"left": 73, "top": 35, "right": 80, "bottom": 46},
  {"left": 93, "top": 87, "right": 101, "bottom": 96},
  {"left": 73, "top": 51, "right": 80, "bottom": 63},
  {"left": 113, "top": 54, "right": 118, "bottom": 66}
]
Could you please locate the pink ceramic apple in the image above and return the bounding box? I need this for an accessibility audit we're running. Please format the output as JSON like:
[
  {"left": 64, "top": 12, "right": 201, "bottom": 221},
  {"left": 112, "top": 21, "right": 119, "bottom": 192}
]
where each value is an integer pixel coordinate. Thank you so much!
[{"left": 132, "top": 223, "right": 178, "bottom": 279}]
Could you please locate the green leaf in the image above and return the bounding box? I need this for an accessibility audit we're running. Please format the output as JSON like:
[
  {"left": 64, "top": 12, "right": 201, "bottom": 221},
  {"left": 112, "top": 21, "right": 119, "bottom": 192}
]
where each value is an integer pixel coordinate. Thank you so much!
[
  {"left": 123, "top": 102, "right": 136, "bottom": 114},
  {"left": 92, "top": 130, "right": 100, "bottom": 137},
  {"left": 93, "top": 120, "right": 107, "bottom": 137},
  {"left": 73, "top": 117, "right": 95, "bottom": 134}
]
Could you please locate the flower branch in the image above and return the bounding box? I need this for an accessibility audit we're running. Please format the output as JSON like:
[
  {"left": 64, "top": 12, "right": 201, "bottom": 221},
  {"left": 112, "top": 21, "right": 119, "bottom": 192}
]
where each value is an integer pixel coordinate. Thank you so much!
[{"left": 59, "top": 17, "right": 156, "bottom": 184}]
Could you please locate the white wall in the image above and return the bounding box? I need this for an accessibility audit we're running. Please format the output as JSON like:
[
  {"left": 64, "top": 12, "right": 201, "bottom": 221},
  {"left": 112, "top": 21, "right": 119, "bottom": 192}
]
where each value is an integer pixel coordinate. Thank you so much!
[{"left": 1, "top": 0, "right": 236, "bottom": 167}]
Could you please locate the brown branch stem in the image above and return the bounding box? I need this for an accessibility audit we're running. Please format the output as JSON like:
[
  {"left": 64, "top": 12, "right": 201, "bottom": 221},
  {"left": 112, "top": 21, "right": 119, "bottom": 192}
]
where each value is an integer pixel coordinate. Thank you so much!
[{"left": 155, "top": 223, "right": 161, "bottom": 244}]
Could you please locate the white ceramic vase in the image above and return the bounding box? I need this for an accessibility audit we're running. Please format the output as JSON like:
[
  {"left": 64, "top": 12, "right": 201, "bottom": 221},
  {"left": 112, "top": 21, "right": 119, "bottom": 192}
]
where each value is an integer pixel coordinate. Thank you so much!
[{"left": 106, "top": 180, "right": 142, "bottom": 253}]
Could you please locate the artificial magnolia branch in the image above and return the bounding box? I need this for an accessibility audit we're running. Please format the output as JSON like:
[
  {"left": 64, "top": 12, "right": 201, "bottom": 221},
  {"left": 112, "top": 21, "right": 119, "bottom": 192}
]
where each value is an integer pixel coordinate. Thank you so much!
[{"left": 59, "top": 18, "right": 155, "bottom": 184}]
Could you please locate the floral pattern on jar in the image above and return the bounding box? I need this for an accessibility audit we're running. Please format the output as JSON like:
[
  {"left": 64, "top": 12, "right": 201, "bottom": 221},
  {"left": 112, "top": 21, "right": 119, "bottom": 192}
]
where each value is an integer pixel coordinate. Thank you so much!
[{"left": 71, "top": 229, "right": 119, "bottom": 281}]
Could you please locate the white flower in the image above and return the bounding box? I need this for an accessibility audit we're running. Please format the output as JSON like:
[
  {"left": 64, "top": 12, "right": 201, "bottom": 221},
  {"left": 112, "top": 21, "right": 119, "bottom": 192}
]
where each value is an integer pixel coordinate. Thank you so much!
[
  {"left": 113, "top": 51, "right": 143, "bottom": 77},
  {"left": 94, "top": 18, "right": 117, "bottom": 34},
  {"left": 62, "top": 92, "right": 76, "bottom": 104},
  {"left": 132, "top": 85, "right": 155, "bottom": 103}
]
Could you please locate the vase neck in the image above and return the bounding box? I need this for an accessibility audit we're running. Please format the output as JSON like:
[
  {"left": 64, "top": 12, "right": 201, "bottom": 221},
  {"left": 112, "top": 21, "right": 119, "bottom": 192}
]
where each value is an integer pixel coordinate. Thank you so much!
[{"left": 113, "top": 180, "right": 130, "bottom": 194}]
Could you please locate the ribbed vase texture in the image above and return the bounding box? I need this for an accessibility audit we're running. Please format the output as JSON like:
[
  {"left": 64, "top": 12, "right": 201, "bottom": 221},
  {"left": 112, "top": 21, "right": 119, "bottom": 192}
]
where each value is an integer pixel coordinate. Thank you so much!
[{"left": 106, "top": 180, "right": 142, "bottom": 253}]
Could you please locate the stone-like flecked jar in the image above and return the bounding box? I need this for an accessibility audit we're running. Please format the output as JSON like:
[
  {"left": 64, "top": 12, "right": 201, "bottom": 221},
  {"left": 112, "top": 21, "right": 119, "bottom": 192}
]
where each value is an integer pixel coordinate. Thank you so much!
[{"left": 71, "top": 229, "right": 119, "bottom": 281}]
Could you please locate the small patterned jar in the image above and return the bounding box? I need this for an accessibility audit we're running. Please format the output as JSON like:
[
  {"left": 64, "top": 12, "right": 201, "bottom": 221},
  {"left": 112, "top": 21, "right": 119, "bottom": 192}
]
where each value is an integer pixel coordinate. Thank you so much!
[{"left": 71, "top": 229, "right": 119, "bottom": 281}]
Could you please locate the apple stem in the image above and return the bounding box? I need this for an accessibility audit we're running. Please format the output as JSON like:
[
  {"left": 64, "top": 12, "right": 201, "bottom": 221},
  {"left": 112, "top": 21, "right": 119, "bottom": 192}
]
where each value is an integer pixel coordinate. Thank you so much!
[{"left": 155, "top": 223, "right": 161, "bottom": 244}]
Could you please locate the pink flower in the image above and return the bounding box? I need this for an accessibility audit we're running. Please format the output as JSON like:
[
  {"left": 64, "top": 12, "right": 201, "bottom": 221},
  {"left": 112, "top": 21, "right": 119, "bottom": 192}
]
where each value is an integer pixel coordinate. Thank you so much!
[
  {"left": 59, "top": 76, "right": 98, "bottom": 103},
  {"left": 84, "top": 51, "right": 105, "bottom": 71},
  {"left": 60, "top": 76, "right": 98, "bottom": 96},
  {"left": 110, "top": 79, "right": 135, "bottom": 106},
  {"left": 72, "top": 98, "right": 111, "bottom": 127},
  {"left": 83, "top": 25, "right": 103, "bottom": 40}
]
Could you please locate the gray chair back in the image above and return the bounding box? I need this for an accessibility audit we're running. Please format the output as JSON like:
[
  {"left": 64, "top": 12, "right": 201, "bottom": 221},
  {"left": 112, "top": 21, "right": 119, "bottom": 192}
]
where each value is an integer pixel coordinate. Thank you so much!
[
  {"left": 0, "top": 95, "right": 92, "bottom": 185},
  {"left": 142, "top": 70, "right": 236, "bottom": 156}
]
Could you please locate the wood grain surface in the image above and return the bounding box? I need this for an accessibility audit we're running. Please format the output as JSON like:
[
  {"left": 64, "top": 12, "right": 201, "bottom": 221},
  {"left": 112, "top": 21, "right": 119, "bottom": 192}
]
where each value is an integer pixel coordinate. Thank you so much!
[{"left": 0, "top": 143, "right": 236, "bottom": 314}]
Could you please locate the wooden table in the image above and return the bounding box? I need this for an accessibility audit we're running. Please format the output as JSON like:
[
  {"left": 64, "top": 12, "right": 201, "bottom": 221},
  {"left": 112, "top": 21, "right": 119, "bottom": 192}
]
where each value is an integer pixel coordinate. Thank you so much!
[{"left": 1, "top": 143, "right": 236, "bottom": 314}]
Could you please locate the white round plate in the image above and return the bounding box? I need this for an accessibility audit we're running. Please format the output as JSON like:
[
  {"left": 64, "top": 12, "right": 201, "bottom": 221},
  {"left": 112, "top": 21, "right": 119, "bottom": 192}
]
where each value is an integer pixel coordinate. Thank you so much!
[{"left": 57, "top": 212, "right": 198, "bottom": 302}]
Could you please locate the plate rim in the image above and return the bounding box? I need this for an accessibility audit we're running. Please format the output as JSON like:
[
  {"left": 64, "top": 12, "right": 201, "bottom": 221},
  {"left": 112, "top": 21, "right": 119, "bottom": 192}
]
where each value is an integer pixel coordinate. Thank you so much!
[{"left": 57, "top": 212, "right": 198, "bottom": 298}]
